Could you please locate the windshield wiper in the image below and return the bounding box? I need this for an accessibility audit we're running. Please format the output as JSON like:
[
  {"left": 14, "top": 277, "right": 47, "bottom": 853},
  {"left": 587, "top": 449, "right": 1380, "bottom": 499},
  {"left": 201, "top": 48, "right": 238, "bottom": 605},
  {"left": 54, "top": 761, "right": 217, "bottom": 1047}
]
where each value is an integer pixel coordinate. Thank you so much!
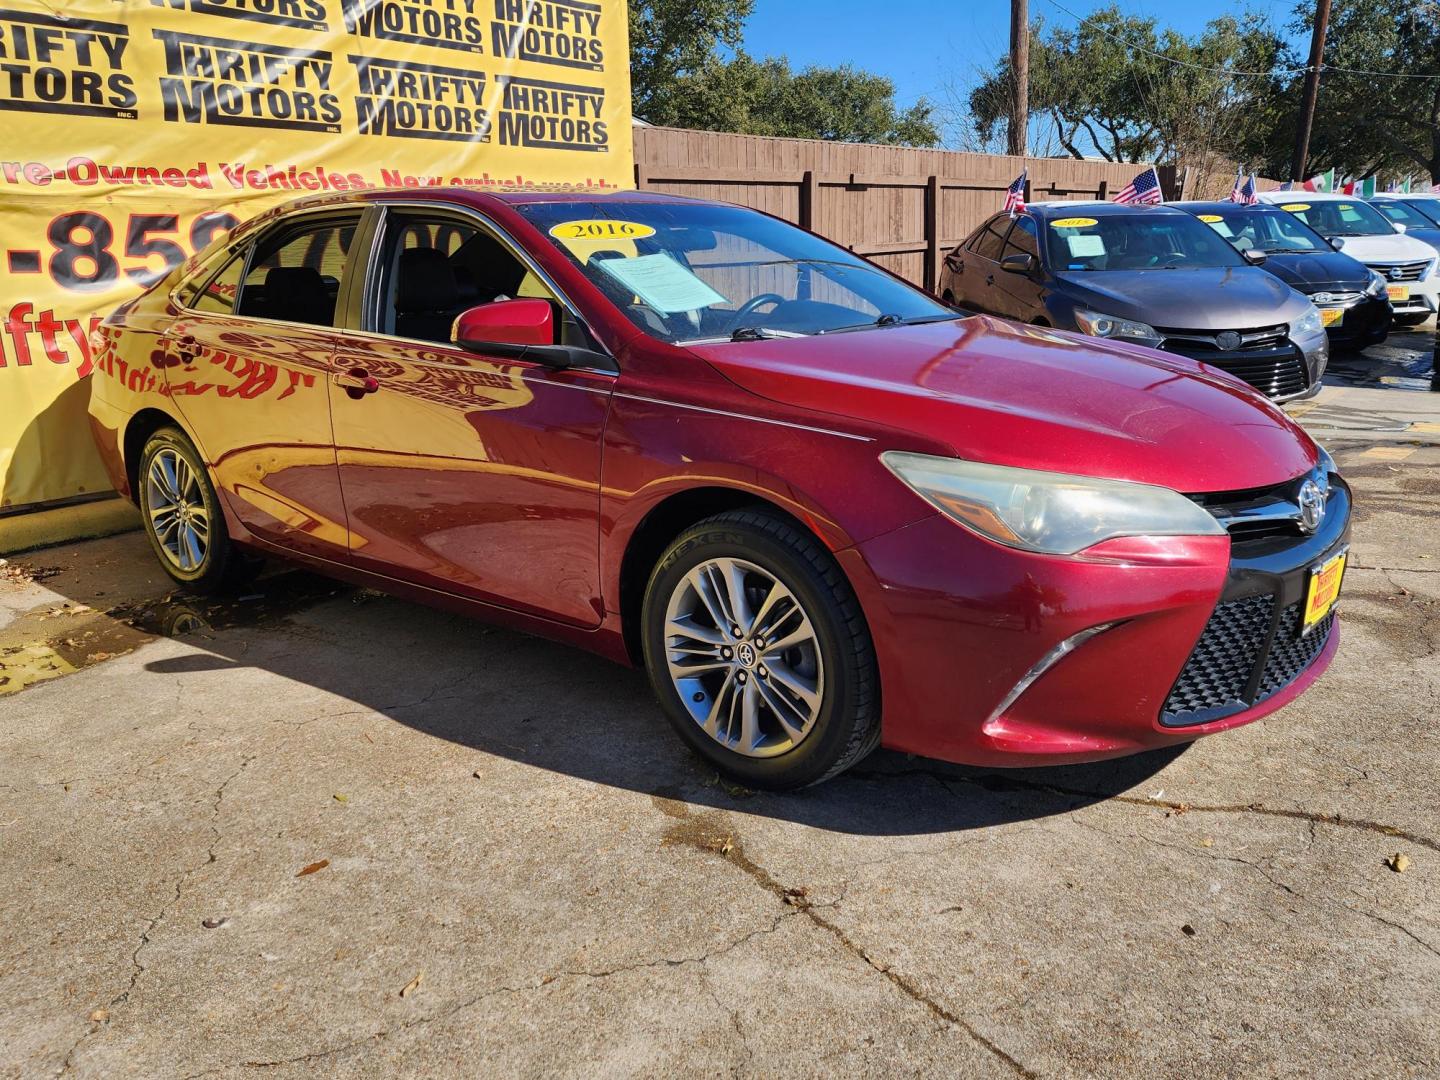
[
  {"left": 819, "top": 312, "right": 961, "bottom": 335},
  {"left": 729, "top": 326, "right": 806, "bottom": 341}
]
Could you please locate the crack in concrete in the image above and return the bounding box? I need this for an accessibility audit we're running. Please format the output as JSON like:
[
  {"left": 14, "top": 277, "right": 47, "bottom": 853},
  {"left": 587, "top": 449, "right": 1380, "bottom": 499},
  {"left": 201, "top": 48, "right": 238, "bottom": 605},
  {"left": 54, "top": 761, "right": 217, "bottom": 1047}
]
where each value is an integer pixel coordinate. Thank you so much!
[
  {"left": 181, "top": 910, "right": 802, "bottom": 1075},
  {"left": 851, "top": 766, "right": 1440, "bottom": 855},
  {"left": 58, "top": 755, "right": 253, "bottom": 1076},
  {"left": 651, "top": 801, "right": 1037, "bottom": 1079}
]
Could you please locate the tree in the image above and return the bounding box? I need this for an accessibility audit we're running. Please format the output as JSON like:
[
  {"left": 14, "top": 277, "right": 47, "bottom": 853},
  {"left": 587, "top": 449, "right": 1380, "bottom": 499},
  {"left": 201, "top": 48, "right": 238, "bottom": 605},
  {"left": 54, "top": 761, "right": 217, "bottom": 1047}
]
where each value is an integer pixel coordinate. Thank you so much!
[
  {"left": 628, "top": 1, "right": 940, "bottom": 146},
  {"left": 963, "top": 7, "right": 1281, "bottom": 183},
  {"left": 1258, "top": 0, "right": 1440, "bottom": 184}
]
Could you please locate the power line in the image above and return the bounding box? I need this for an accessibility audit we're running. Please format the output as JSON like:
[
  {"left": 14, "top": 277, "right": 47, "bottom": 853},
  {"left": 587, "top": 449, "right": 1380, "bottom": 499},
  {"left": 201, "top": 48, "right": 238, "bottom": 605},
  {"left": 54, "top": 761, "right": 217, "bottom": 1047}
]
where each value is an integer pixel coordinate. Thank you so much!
[{"left": 1042, "top": 0, "right": 1440, "bottom": 81}]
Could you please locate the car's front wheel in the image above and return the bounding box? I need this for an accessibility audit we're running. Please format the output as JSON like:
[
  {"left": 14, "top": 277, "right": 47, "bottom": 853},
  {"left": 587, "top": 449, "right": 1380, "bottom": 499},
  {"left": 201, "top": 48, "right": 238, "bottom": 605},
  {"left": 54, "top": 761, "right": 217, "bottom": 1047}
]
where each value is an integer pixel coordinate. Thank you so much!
[
  {"left": 138, "top": 426, "right": 246, "bottom": 593},
  {"left": 642, "top": 510, "right": 880, "bottom": 789}
]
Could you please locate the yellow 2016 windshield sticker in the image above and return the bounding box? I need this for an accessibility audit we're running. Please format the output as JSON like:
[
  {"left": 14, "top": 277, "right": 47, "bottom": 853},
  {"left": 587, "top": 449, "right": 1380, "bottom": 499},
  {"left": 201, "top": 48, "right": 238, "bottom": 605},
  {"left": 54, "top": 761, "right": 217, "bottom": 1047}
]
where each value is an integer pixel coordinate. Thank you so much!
[
  {"left": 1281, "top": 203, "right": 1311, "bottom": 212},
  {"left": 1051, "top": 217, "right": 1098, "bottom": 228},
  {"left": 1198, "top": 214, "right": 1224, "bottom": 222},
  {"left": 549, "top": 219, "right": 657, "bottom": 241}
]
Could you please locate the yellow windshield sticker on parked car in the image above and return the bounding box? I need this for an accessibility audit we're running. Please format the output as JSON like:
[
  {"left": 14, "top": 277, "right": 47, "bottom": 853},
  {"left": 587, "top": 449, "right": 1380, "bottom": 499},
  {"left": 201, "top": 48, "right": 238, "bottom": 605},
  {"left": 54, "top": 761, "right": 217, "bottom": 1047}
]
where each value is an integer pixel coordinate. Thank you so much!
[
  {"left": 1281, "top": 203, "right": 1311, "bottom": 212},
  {"left": 1198, "top": 214, "right": 1223, "bottom": 222},
  {"left": 549, "top": 220, "right": 657, "bottom": 241},
  {"left": 1051, "top": 217, "right": 1098, "bottom": 228}
]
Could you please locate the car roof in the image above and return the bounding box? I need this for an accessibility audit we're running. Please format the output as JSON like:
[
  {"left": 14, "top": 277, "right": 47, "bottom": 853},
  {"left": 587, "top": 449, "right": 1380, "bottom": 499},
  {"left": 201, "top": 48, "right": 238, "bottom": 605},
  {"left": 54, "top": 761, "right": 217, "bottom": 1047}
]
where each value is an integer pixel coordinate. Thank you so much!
[
  {"left": 1173, "top": 200, "right": 1287, "bottom": 214},
  {"left": 1256, "top": 191, "right": 1362, "bottom": 203},
  {"left": 1023, "top": 201, "right": 1189, "bottom": 221}
]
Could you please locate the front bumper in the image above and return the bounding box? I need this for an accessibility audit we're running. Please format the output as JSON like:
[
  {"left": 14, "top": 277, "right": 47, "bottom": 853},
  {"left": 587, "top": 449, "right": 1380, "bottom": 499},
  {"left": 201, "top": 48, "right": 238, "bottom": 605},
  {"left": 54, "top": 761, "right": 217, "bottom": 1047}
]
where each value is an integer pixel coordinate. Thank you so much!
[
  {"left": 1315, "top": 294, "right": 1391, "bottom": 347},
  {"left": 841, "top": 478, "right": 1350, "bottom": 768}
]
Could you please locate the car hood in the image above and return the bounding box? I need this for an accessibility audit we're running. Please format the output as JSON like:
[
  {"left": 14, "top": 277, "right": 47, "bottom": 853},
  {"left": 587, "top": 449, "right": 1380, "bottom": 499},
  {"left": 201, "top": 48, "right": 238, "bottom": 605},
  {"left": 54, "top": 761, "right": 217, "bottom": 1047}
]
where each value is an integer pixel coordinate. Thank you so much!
[
  {"left": 1051, "top": 266, "right": 1308, "bottom": 329},
  {"left": 1401, "top": 227, "right": 1440, "bottom": 257},
  {"left": 1326, "top": 232, "right": 1437, "bottom": 265},
  {"left": 688, "top": 316, "right": 1317, "bottom": 494},
  {"left": 1260, "top": 250, "right": 1372, "bottom": 291}
]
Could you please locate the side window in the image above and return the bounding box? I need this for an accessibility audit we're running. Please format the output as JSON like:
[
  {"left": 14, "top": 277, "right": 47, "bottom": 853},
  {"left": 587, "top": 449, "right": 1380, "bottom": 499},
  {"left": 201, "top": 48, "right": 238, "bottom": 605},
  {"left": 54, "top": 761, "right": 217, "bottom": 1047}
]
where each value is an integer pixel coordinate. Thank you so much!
[
  {"left": 376, "top": 212, "right": 557, "bottom": 344},
  {"left": 970, "top": 218, "right": 1009, "bottom": 262},
  {"left": 236, "top": 217, "right": 358, "bottom": 327},
  {"left": 191, "top": 252, "right": 246, "bottom": 315},
  {"left": 1003, "top": 217, "right": 1040, "bottom": 260}
]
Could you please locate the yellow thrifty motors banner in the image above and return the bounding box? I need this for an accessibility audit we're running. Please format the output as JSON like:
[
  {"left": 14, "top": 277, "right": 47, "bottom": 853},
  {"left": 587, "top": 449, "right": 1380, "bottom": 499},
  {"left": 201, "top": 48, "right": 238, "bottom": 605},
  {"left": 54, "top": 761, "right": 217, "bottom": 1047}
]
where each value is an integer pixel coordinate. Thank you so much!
[{"left": 0, "top": 0, "right": 633, "bottom": 510}]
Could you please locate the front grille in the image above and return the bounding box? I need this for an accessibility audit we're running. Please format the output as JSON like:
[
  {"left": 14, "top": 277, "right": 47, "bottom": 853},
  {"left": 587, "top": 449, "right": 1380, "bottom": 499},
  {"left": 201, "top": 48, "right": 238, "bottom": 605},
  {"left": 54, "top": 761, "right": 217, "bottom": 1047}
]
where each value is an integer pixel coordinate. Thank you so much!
[
  {"left": 1162, "top": 596, "right": 1335, "bottom": 726},
  {"left": 1156, "top": 323, "right": 1309, "bottom": 399},
  {"left": 1369, "top": 259, "right": 1431, "bottom": 282},
  {"left": 1189, "top": 472, "right": 1325, "bottom": 546}
]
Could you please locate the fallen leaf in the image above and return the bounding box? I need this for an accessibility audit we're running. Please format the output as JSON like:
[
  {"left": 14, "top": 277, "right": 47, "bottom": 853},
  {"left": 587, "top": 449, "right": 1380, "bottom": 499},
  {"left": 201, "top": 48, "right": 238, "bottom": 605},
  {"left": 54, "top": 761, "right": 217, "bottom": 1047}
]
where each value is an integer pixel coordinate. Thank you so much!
[
  {"left": 202, "top": 917, "right": 228, "bottom": 929},
  {"left": 1200, "top": 837, "right": 1215, "bottom": 848},
  {"left": 1386, "top": 853, "right": 1411, "bottom": 874},
  {"left": 332, "top": 793, "right": 348, "bottom": 804},
  {"left": 1181, "top": 924, "right": 1197, "bottom": 936},
  {"left": 88, "top": 1008, "right": 109, "bottom": 1023},
  {"left": 399, "top": 971, "right": 424, "bottom": 998},
  {"left": 296, "top": 859, "right": 330, "bottom": 877}
]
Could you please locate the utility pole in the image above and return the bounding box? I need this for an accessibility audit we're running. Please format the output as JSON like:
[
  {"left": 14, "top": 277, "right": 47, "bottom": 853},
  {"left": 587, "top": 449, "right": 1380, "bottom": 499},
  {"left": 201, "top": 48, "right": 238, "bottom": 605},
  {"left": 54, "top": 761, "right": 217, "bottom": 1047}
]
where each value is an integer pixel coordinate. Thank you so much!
[
  {"left": 1290, "top": 0, "right": 1331, "bottom": 182},
  {"left": 1008, "top": 0, "right": 1029, "bottom": 157}
]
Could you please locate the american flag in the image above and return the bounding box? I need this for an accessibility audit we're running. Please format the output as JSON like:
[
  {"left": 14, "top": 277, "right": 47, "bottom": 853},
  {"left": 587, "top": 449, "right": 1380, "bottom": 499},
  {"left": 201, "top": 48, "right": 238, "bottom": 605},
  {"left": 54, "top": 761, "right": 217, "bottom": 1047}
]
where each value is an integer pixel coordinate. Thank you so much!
[
  {"left": 1114, "top": 166, "right": 1163, "bottom": 205},
  {"left": 1234, "top": 174, "right": 1258, "bottom": 205},
  {"left": 1004, "top": 169, "right": 1027, "bottom": 216},
  {"left": 1228, "top": 166, "right": 1244, "bottom": 203}
]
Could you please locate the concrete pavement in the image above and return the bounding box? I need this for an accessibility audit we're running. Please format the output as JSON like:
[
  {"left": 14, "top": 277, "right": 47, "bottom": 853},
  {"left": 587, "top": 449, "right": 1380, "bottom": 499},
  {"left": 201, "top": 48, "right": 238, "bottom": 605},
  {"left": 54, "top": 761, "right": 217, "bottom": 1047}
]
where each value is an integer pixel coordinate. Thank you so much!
[{"left": 1, "top": 335, "right": 1437, "bottom": 1078}]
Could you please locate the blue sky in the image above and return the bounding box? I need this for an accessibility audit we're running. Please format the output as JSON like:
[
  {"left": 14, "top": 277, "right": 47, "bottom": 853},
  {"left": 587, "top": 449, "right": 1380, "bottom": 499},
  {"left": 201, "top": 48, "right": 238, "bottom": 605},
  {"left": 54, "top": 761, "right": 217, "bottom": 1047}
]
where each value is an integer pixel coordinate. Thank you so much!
[{"left": 742, "top": 0, "right": 1305, "bottom": 134}]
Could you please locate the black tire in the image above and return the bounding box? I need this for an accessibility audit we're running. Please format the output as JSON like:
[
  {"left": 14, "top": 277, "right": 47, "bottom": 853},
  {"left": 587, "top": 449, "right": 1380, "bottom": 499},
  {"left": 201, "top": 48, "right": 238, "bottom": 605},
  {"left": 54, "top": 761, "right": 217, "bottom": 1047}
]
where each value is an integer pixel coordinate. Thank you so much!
[
  {"left": 138, "top": 427, "right": 249, "bottom": 594},
  {"left": 641, "top": 510, "right": 881, "bottom": 790}
]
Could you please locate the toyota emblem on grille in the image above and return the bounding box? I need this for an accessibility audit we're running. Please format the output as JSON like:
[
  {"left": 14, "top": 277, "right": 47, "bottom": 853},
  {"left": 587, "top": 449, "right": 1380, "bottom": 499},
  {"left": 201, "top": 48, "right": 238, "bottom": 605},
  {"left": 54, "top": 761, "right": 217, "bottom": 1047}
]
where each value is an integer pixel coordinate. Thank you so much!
[
  {"left": 1215, "top": 331, "right": 1241, "bottom": 351},
  {"left": 1298, "top": 480, "right": 1325, "bottom": 533}
]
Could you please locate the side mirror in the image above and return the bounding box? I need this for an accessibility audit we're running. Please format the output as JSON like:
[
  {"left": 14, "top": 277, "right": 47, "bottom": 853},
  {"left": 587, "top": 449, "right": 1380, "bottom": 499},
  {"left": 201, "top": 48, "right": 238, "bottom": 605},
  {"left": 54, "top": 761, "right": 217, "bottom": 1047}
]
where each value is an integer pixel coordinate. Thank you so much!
[
  {"left": 1242, "top": 248, "right": 1268, "bottom": 265},
  {"left": 1329, "top": 237, "right": 1346, "bottom": 251},
  {"left": 1394, "top": 222, "right": 1408, "bottom": 234},
  {"left": 1000, "top": 252, "right": 1035, "bottom": 275},
  {"left": 453, "top": 298, "right": 555, "bottom": 351},
  {"left": 451, "top": 298, "right": 616, "bottom": 372}
]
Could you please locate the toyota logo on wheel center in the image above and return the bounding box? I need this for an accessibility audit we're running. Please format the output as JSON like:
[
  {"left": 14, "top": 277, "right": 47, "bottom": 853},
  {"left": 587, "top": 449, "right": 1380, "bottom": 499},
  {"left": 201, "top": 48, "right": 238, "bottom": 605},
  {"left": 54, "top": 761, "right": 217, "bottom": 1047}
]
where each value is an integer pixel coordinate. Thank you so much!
[{"left": 736, "top": 642, "right": 757, "bottom": 667}]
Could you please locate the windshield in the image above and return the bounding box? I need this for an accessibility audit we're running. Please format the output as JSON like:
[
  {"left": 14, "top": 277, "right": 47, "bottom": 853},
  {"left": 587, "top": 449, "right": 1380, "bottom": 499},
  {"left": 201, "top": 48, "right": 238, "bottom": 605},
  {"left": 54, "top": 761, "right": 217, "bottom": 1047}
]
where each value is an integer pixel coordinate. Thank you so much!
[
  {"left": 1396, "top": 198, "right": 1440, "bottom": 226},
  {"left": 513, "top": 200, "right": 954, "bottom": 344},
  {"left": 1044, "top": 212, "right": 1245, "bottom": 271},
  {"left": 1275, "top": 199, "right": 1396, "bottom": 237},
  {"left": 1374, "top": 199, "right": 1437, "bottom": 229},
  {"left": 1191, "top": 207, "right": 1328, "bottom": 254}
]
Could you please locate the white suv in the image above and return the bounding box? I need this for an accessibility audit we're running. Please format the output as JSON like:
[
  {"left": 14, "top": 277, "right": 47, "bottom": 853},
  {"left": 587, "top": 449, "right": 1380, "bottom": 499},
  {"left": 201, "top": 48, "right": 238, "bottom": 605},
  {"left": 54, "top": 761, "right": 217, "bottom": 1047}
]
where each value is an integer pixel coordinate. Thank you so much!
[{"left": 1258, "top": 191, "right": 1439, "bottom": 324}]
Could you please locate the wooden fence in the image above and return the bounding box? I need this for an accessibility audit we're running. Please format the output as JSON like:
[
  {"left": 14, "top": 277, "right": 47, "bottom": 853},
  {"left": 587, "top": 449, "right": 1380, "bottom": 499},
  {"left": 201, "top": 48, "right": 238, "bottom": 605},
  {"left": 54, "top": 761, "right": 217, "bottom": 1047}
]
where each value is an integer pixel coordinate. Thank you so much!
[{"left": 630, "top": 126, "right": 1268, "bottom": 290}]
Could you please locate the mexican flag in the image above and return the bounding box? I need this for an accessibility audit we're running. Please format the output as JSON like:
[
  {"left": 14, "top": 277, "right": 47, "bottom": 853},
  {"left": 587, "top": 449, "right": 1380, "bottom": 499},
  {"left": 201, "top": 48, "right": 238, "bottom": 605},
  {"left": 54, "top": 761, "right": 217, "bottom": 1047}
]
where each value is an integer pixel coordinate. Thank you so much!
[
  {"left": 1340, "top": 177, "right": 1376, "bottom": 197},
  {"left": 1304, "top": 168, "right": 1335, "bottom": 192}
]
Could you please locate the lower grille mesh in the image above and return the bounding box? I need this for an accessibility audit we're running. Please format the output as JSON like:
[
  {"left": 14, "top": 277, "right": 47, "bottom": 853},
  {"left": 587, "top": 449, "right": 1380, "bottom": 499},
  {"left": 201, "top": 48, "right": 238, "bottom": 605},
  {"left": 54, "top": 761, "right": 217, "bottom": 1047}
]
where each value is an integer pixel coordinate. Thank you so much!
[{"left": 1163, "top": 595, "right": 1334, "bottom": 726}]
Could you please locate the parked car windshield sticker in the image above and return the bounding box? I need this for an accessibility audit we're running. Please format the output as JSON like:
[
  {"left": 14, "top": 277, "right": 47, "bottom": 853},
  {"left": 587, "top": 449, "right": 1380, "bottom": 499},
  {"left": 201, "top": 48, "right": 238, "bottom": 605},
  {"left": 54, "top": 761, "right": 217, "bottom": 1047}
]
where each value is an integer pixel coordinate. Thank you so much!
[
  {"left": 1065, "top": 234, "right": 1106, "bottom": 257},
  {"left": 549, "top": 220, "right": 658, "bottom": 241},
  {"left": 1198, "top": 214, "right": 1223, "bottom": 222},
  {"left": 1051, "top": 217, "right": 1098, "bottom": 228},
  {"left": 594, "top": 252, "right": 728, "bottom": 312},
  {"left": 1281, "top": 203, "right": 1311, "bottom": 212}
]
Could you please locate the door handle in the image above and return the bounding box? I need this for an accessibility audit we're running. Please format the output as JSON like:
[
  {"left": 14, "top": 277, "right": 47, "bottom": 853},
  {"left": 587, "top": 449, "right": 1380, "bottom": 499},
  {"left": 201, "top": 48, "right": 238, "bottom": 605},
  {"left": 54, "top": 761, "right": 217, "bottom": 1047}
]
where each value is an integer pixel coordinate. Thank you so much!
[
  {"left": 333, "top": 367, "right": 379, "bottom": 400},
  {"left": 166, "top": 333, "right": 201, "bottom": 360}
]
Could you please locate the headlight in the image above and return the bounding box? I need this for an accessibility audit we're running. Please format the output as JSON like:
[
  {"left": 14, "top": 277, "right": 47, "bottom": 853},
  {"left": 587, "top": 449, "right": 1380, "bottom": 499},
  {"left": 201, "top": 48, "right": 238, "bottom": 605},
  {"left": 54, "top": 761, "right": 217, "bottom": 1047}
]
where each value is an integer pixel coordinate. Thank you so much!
[
  {"left": 1073, "top": 308, "right": 1163, "bottom": 346},
  {"left": 880, "top": 452, "right": 1225, "bottom": 555},
  {"left": 1293, "top": 304, "right": 1323, "bottom": 338},
  {"left": 1366, "top": 270, "right": 1387, "bottom": 296}
]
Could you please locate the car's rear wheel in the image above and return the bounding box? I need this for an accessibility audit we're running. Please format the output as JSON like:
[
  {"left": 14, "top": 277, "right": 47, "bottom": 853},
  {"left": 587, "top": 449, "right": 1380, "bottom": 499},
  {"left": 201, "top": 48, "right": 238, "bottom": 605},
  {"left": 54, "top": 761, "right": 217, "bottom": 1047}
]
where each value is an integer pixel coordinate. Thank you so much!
[
  {"left": 139, "top": 427, "right": 245, "bottom": 594},
  {"left": 641, "top": 510, "right": 880, "bottom": 789}
]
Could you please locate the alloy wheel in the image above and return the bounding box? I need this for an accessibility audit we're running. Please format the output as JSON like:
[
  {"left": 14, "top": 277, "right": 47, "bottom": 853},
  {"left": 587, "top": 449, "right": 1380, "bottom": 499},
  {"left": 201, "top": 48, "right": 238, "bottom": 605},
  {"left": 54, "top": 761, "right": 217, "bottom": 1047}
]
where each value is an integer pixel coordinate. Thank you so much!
[
  {"left": 146, "top": 447, "right": 209, "bottom": 573},
  {"left": 663, "top": 557, "right": 825, "bottom": 758}
]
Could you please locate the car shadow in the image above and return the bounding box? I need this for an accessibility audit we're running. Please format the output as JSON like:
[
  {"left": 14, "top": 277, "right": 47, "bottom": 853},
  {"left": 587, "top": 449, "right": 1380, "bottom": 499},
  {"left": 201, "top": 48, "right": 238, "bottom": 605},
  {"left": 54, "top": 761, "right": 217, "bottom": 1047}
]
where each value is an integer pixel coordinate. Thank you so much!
[{"left": 28, "top": 549, "right": 1184, "bottom": 838}]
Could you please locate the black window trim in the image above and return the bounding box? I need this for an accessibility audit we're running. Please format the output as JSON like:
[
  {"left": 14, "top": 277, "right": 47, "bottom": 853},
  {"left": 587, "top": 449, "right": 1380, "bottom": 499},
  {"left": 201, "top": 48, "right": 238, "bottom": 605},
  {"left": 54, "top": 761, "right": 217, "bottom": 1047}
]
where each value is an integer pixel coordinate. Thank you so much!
[
  {"left": 339, "top": 200, "right": 617, "bottom": 375},
  {"left": 171, "top": 204, "right": 365, "bottom": 331}
]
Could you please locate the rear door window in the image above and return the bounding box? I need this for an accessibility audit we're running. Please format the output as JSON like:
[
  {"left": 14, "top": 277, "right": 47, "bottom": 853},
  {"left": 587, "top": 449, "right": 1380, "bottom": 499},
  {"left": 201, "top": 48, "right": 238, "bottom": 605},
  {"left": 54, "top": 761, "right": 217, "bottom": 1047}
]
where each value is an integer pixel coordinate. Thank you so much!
[
  {"left": 236, "top": 216, "right": 360, "bottom": 328},
  {"left": 970, "top": 217, "right": 1009, "bottom": 262}
]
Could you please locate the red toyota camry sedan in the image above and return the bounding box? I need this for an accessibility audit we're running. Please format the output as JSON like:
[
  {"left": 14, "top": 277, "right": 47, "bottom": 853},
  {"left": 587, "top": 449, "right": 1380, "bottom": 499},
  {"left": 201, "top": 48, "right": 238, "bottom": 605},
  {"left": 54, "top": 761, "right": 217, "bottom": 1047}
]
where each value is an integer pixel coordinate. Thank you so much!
[{"left": 88, "top": 189, "right": 1350, "bottom": 789}]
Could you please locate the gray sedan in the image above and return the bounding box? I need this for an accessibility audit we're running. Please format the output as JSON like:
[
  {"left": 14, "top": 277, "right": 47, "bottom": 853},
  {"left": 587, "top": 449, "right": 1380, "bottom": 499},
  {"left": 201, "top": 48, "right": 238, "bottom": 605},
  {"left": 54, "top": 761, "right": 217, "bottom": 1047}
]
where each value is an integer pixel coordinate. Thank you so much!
[{"left": 939, "top": 201, "right": 1329, "bottom": 401}]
